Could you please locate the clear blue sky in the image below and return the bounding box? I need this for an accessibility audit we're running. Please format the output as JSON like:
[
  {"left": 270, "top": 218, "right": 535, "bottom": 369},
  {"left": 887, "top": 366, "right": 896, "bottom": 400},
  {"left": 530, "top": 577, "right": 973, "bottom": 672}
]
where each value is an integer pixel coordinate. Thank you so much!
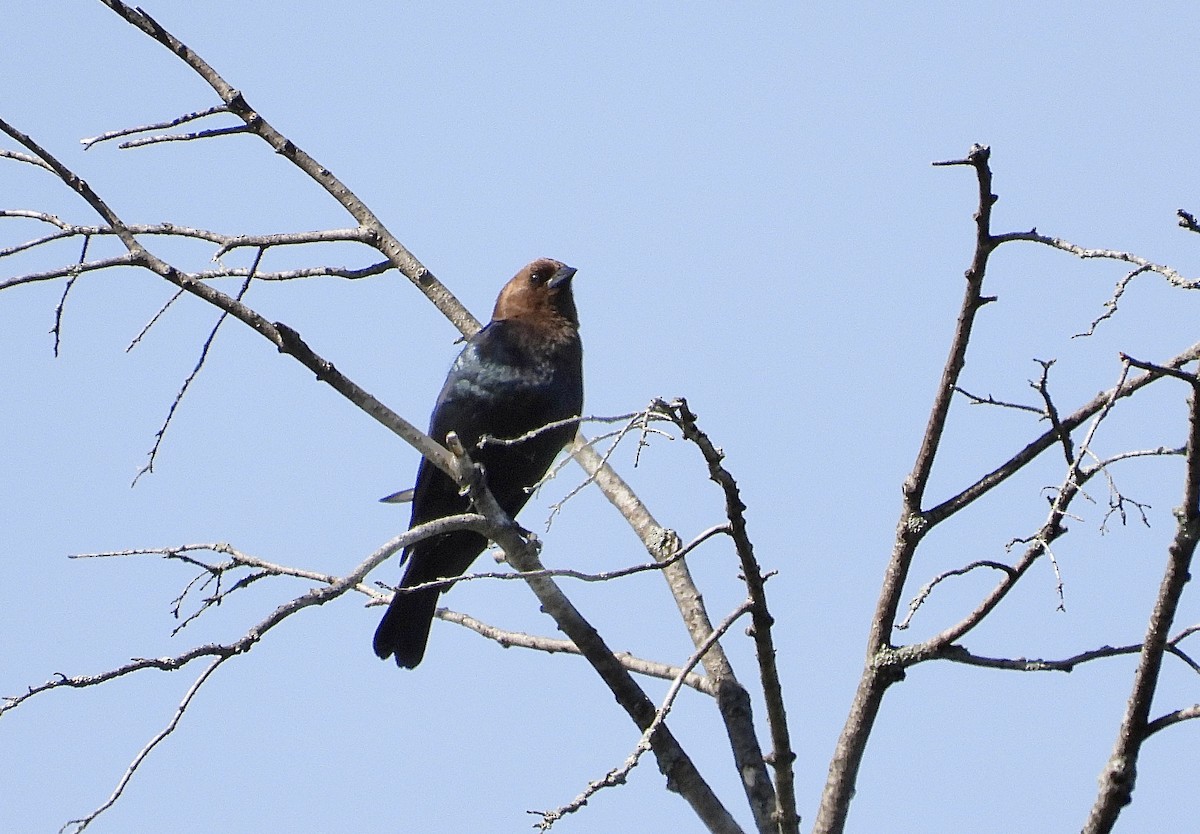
[{"left": 3, "top": 4, "right": 1199, "bottom": 832}]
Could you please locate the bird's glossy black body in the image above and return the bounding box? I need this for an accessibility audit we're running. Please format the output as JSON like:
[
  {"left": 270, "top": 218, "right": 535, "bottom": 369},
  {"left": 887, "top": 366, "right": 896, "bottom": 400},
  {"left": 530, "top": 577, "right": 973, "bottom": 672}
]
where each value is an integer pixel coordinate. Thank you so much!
[{"left": 373, "top": 259, "right": 583, "bottom": 668}]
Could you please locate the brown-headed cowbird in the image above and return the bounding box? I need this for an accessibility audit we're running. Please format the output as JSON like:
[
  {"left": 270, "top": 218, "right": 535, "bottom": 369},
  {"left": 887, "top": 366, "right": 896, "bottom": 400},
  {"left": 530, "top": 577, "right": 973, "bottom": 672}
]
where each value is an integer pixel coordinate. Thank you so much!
[{"left": 373, "top": 258, "right": 583, "bottom": 668}]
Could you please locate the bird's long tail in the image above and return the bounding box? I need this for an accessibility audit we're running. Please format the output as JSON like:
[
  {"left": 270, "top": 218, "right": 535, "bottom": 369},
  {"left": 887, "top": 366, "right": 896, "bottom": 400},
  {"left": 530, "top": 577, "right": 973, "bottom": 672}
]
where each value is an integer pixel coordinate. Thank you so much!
[{"left": 373, "top": 586, "right": 439, "bottom": 669}]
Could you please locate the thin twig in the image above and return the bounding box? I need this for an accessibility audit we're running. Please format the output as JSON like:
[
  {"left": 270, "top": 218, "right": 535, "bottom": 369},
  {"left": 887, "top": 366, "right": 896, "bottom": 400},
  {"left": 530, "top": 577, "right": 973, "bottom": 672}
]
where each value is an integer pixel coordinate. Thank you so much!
[
  {"left": 1074, "top": 266, "right": 1151, "bottom": 338},
  {"left": 954, "top": 386, "right": 1043, "bottom": 415},
  {"left": 992, "top": 229, "right": 1197, "bottom": 289},
  {"left": 0, "top": 218, "right": 375, "bottom": 260},
  {"left": 1121, "top": 353, "right": 1200, "bottom": 384},
  {"left": 939, "top": 642, "right": 1200, "bottom": 675},
  {"left": 896, "top": 561, "right": 1016, "bottom": 630},
  {"left": 438, "top": 609, "right": 717, "bottom": 695},
  {"left": 1144, "top": 704, "right": 1200, "bottom": 738},
  {"left": 478, "top": 411, "right": 657, "bottom": 449},
  {"left": 534, "top": 601, "right": 753, "bottom": 831},
  {"left": 375, "top": 522, "right": 729, "bottom": 591},
  {"left": 50, "top": 234, "right": 88, "bottom": 355},
  {"left": 60, "top": 657, "right": 228, "bottom": 833},
  {"left": 544, "top": 410, "right": 653, "bottom": 529},
  {"left": 118, "top": 124, "right": 252, "bottom": 148},
  {"left": 80, "top": 104, "right": 231, "bottom": 149},
  {"left": 0, "top": 148, "right": 54, "bottom": 170},
  {"left": 1031, "top": 359, "right": 1074, "bottom": 464},
  {"left": 131, "top": 265, "right": 257, "bottom": 486},
  {"left": 127, "top": 288, "right": 186, "bottom": 351}
]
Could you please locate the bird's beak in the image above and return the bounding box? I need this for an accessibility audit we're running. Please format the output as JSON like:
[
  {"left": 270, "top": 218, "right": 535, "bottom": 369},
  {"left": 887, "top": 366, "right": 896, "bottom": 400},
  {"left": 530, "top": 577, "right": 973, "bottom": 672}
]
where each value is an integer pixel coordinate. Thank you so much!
[{"left": 548, "top": 264, "right": 577, "bottom": 288}]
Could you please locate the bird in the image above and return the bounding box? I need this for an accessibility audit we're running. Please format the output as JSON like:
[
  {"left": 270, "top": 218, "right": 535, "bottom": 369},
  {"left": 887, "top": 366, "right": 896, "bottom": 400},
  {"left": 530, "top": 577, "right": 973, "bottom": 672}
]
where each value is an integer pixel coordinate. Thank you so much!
[{"left": 373, "top": 258, "right": 584, "bottom": 668}]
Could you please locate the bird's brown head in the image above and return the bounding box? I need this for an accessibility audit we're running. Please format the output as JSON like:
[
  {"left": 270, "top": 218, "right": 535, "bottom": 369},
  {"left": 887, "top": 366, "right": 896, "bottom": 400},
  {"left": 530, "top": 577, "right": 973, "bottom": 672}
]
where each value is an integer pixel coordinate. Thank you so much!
[{"left": 492, "top": 258, "right": 579, "bottom": 336}]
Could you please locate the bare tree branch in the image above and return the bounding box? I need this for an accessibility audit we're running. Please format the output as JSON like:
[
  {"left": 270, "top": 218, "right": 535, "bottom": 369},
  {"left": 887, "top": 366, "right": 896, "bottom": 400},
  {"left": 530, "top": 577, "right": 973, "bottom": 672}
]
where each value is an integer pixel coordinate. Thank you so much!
[
  {"left": 1030, "top": 359, "right": 1074, "bottom": 464},
  {"left": 1084, "top": 372, "right": 1200, "bottom": 832},
  {"left": 1143, "top": 704, "right": 1200, "bottom": 738},
  {"left": 1074, "top": 265, "right": 1152, "bottom": 338},
  {"left": 992, "top": 229, "right": 1197, "bottom": 289},
  {"left": 0, "top": 148, "right": 53, "bottom": 170},
  {"left": 457, "top": 461, "right": 746, "bottom": 833},
  {"left": 60, "top": 657, "right": 228, "bottom": 834},
  {"left": 906, "top": 362, "right": 1131, "bottom": 656},
  {"left": 49, "top": 234, "right": 88, "bottom": 355},
  {"left": 64, "top": 535, "right": 722, "bottom": 694},
  {"left": 568, "top": 433, "right": 777, "bottom": 832},
  {"left": 815, "top": 144, "right": 1002, "bottom": 834},
  {"left": 0, "top": 115, "right": 457, "bottom": 481},
  {"left": 1, "top": 208, "right": 75, "bottom": 228},
  {"left": 0, "top": 253, "right": 137, "bottom": 290},
  {"left": 437, "top": 609, "right": 717, "bottom": 695},
  {"left": 0, "top": 257, "right": 391, "bottom": 291},
  {"left": 954, "top": 385, "right": 1043, "bottom": 415},
  {"left": 127, "top": 288, "right": 186, "bottom": 351},
  {"left": 1120, "top": 352, "right": 1200, "bottom": 384},
  {"left": 0, "top": 215, "right": 377, "bottom": 259},
  {"left": 938, "top": 641, "right": 1200, "bottom": 674},
  {"left": 386, "top": 521, "right": 729, "bottom": 588},
  {"left": 660, "top": 398, "right": 797, "bottom": 834},
  {"left": 924, "top": 346, "right": 1200, "bottom": 526},
  {"left": 80, "top": 104, "right": 232, "bottom": 149},
  {"left": 94, "top": 0, "right": 476, "bottom": 335},
  {"left": 2, "top": 517, "right": 490, "bottom": 718},
  {"left": 132, "top": 269, "right": 255, "bottom": 485},
  {"left": 534, "top": 601, "right": 754, "bottom": 831},
  {"left": 895, "top": 561, "right": 1017, "bottom": 631},
  {"left": 118, "top": 124, "right": 252, "bottom": 148},
  {"left": 989, "top": 227, "right": 1196, "bottom": 337}
]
